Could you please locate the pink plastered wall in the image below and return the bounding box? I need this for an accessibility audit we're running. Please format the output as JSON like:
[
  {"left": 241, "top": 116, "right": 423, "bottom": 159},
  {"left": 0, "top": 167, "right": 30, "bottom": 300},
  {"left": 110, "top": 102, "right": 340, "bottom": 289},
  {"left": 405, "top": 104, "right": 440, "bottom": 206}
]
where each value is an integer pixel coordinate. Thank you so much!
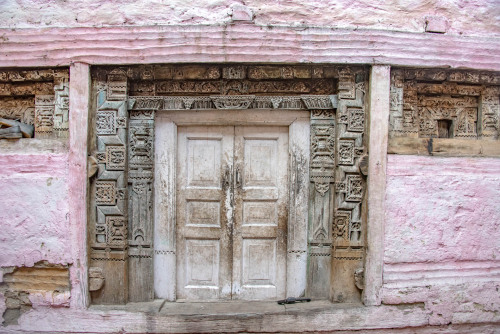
[
  {"left": 0, "top": 0, "right": 499, "bottom": 37},
  {"left": 0, "top": 146, "right": 71, "bottom": 268},
  {"left": 384, "top": 155, "right": 500, "bottom": 265},
  {"left": 382, "top": 154, "right": 500, "bottom": 324}
]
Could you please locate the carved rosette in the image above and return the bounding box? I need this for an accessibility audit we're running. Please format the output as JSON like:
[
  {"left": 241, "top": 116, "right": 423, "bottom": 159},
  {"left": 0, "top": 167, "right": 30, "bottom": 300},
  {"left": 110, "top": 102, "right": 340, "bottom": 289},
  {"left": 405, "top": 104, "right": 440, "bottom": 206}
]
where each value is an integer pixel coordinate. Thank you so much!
[{"left": 390, "top": 68, "right": 500, "bottom": 140}]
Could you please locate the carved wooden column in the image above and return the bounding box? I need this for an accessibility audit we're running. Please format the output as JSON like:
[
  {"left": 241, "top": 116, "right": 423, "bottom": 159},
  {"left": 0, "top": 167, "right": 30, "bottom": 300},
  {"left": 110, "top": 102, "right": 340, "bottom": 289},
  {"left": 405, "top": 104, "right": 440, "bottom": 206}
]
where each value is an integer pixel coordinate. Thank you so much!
[
  {"left": 127, "top": 107, "right": 155, "bottom": 302},
  {"left": 332, "top": 67, "right": 367, "bottom": 302},
  {"left": 307, "top": 109, "right": 335, "bottom": 298},
  {"left": 89, "top": 69, "right": 129, "bottom": 304}
]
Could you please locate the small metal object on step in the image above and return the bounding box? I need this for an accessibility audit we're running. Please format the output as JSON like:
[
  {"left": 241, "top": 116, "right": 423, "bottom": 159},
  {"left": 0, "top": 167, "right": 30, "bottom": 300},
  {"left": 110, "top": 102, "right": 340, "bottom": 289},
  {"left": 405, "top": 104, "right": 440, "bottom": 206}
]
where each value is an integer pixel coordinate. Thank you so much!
[{"left": 277, "top": 297, "right": 311, "bottom": 305}]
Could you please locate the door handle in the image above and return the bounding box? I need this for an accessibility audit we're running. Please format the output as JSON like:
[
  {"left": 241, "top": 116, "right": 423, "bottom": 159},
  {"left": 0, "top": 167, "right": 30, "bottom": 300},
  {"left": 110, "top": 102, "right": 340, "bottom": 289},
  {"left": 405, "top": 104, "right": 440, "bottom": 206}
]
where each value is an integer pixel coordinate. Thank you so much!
[
  {"left": 223, "top": 165, "right": 231, "bottom": 189},
  {"left": 235, "top": 166, "right": 242, "bottom": 189}
]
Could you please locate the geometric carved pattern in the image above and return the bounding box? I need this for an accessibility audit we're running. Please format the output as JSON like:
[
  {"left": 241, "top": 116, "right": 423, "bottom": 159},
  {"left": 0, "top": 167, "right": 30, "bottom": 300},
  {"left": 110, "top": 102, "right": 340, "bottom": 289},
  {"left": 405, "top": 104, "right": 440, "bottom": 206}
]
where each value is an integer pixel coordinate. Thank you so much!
[
  {"left": 95, "top": 181, "right": 117, "bottom": 205},
  {"left": 129, "top": 95, "right": 336, "bottom": 111},
  {"left": 53, "top": 79, "right": 70, "bottom": 137},
  {"left": 338, "top": 139, "right": 355, "bottom": 165},
  {"left": 34, "top": 95, "right": 55, "bottom": 137},
  {"left": 90, "top": 68, "right": 130, "bottom": 304},
  {"left": 310, "top": 122, "right": 335, "bottom": 184},
  {"left": 346, "top": 175, "right": 363, "bottom": 202},
  {"left": 105, "top": 146, "right": 126, "bottom": 171},
  {"left": 390, "top": 68, "right": 500, "bottom": 140},
  {"left": 96, "top": 110, "right": 116, "bottom": 135},
  {"left": 106, "top": 216, "right": 128, "bottom": 246},
  {"left": 334, "top": 67, "right": 366, "bottom": 253}
]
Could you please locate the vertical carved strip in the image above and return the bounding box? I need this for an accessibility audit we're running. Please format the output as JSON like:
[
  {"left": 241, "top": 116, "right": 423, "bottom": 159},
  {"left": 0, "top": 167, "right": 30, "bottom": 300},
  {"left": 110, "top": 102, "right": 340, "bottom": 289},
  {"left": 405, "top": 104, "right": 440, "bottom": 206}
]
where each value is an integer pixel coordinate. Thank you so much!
[
  {"left": 90, "top": 69, "right": 129, "bottom": 304},
  {"left": 53, "top": 73, "right": 70, "bottom": 138},
  {"left": 128, "top": 110, "right": 155, "bottom": 302},
  {"left": 332, "top": 67, "right": 367, "bottom": 302},
  {"left": 479, "top": 87, "right": 500, "bottom": 139},
  {"left": 34, "top": 95, "right": 54, "bottom": 138},
  {"left": 307, "top": 110, "right": 335, "bottom": 298}
]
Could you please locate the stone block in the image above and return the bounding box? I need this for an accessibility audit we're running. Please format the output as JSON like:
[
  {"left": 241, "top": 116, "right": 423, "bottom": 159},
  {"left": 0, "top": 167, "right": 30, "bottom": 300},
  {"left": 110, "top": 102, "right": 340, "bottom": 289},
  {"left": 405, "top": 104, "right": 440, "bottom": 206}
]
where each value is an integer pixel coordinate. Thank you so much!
[{"left": 425, "top": 16, "right": 449, "bottom": 34}]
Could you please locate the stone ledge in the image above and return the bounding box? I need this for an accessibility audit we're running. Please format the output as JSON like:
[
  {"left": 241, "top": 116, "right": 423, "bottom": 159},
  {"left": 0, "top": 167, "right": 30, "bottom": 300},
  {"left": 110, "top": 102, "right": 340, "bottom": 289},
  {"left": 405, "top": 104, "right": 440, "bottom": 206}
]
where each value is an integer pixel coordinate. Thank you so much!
[
  {"left": 388, "top": 137, "right": 500, "bottom": 157},
  {"left": 0, "top": 138, "right": 68, "bottom": 154}
]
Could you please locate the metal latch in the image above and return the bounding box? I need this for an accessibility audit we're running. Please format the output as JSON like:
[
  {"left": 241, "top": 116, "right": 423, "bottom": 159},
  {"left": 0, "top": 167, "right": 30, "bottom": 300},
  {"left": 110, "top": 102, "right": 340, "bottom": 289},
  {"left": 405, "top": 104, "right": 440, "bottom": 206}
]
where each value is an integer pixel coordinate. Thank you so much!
[{"left": 277, "top": 297, "right": 311, "bottom": 305}]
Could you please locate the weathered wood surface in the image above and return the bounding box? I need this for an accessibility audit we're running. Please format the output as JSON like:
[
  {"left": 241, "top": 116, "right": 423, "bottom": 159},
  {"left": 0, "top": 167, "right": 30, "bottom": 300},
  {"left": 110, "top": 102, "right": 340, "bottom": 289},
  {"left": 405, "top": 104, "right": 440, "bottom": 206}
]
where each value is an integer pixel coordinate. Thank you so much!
[
  {"left": 68, "top": 62, "right": 90, "bottom": 308},
  {"left": 388, "top": 137, "right": 500, "bottom": 157},
  {"left": 1, "top": 25, "right": 499, "bottom": 70},
  {"left": 364, "top": 65, "right": 390, "bottom": 306}
]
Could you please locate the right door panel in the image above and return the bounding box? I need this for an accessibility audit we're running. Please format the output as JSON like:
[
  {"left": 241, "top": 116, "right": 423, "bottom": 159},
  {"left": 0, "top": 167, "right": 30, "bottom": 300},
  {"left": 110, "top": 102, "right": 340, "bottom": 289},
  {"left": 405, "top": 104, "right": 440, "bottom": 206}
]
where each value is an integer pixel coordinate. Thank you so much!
[{"left": 232, "top": 126, "right": 289, "bottom": 300}]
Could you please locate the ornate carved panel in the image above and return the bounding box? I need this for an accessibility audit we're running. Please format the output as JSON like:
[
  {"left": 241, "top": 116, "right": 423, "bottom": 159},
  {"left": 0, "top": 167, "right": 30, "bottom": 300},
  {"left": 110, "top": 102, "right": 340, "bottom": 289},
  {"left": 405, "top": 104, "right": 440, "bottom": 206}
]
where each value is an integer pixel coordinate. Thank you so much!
[
  {"left": 330, "top": 67, "right": 367, "bottom": 303},
  {"left": 90, "top": 69, "right": 130, "bottom": 304},
  {"left": 0, "top": 69, "right": 69, "bottom": 138},
  {"left": 390, "top": 68, "right": 500, "bottom": 140}
]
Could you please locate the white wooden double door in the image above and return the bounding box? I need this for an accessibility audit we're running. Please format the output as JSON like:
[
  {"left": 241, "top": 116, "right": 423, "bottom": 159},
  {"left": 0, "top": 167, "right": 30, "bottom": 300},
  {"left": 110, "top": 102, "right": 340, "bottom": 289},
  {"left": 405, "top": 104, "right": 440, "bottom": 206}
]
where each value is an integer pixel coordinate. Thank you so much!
[{"left": 176, "top": 125, "right": 288, "bottom": 300}]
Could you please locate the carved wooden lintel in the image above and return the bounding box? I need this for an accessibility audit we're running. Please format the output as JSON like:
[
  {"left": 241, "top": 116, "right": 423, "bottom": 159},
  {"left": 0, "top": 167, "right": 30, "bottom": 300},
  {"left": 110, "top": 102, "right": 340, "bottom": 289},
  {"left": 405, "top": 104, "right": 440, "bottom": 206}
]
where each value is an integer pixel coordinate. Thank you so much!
[{"left": 129, "top": 95, "right": 337, "bottom": 111}]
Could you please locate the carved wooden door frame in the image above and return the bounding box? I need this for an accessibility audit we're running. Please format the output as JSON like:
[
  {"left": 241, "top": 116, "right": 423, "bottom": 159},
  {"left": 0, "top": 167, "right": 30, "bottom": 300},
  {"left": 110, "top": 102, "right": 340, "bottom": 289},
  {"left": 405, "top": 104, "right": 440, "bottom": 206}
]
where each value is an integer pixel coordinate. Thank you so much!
[{"left": 89, "top": 66, "right": 368, "bottom": 304}]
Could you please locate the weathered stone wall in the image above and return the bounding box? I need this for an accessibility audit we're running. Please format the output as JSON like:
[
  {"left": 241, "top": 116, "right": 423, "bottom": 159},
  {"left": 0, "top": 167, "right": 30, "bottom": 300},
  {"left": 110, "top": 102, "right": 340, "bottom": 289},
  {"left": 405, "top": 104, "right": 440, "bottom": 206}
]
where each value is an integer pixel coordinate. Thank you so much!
[
  {"left": 1, "top": 0, "right": 499, "bottom": 37},
  {"left": 0, "top": 140, "right": 72, "bottom": 324}
]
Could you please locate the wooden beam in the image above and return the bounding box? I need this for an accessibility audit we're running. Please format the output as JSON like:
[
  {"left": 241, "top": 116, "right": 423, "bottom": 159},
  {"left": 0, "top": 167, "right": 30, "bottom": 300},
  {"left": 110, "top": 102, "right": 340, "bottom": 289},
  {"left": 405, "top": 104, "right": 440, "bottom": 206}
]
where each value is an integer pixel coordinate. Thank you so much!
[
  {"left": 363, "top": 65, "right": 390, "bottom": 306},
  {"left": 0, "top": 25, "right": 499, "bottom": 70},
  {"left": 388, "top": 137, "right": 500, "bottom": 157},
  {"left": 68, "top": 62, "right": 91, "bottom": 308}
]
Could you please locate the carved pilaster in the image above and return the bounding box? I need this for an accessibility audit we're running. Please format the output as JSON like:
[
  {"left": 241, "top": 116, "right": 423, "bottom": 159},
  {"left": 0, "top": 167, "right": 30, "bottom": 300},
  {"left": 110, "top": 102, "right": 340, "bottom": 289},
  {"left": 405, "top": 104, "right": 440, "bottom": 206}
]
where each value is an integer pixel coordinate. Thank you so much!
[
  {"left": 127, "top": 109, "right": 155, "bottom": 302},
  {"left": 332, "top": 67, "right": 367, "bottom": 302},
  {"left": 307, "top": 109, "right": 335, "bottom": 299},
  {"left": 90, "top": 69, "right": 129, "bottom": 304}
]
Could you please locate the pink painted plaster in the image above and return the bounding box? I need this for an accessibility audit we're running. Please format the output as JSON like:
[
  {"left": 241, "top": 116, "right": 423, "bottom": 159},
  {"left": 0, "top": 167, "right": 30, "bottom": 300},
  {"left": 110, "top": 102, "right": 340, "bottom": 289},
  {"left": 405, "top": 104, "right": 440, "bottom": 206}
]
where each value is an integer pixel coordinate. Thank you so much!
[
  {"left": 384, "top": 155, "right": 500, "bottom": 264},
  {"left": 0, "top": 0, "right": 498, "bottom": 37},
  {"left": 0, "top": 152, "right": 71, "bottom": 268},
  {"left": 383, "top": 155, "right": 500, "bottom": 325}
]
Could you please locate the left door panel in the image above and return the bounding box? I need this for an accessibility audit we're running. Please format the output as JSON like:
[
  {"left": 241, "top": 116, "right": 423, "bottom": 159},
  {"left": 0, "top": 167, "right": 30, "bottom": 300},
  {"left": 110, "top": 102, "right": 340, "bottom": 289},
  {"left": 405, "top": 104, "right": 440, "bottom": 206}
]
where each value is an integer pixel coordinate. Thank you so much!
[{"left": 176, "top": 126, "right": 234, "bottom": 300}]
